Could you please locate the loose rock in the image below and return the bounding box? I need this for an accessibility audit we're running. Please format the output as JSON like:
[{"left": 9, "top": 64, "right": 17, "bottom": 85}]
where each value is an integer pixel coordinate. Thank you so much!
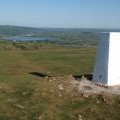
[{"left": 58, "top": 84, "right": 64, "bottom": 90}]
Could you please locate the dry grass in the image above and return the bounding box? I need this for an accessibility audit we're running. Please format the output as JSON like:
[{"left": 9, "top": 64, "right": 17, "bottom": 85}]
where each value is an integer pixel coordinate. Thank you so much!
[{"left": 0, "top": 44, "right": 120, "bottom": 120}]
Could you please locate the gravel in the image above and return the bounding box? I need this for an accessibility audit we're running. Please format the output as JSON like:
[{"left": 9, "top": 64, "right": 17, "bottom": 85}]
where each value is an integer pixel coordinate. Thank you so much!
[{"left": 71, "top": 78, "right": 120, "bottom": 95}]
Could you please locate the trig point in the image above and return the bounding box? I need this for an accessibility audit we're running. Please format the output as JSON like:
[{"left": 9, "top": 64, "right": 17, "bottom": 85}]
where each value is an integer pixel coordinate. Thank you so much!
[{"left": 93, "top": 32, "right": 120, "bottom": 86}]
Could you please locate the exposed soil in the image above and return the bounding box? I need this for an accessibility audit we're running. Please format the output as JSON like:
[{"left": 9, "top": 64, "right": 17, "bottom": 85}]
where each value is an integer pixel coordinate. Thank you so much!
[{"left": 71, "top": 76, "right": 120, "bottom": 95}]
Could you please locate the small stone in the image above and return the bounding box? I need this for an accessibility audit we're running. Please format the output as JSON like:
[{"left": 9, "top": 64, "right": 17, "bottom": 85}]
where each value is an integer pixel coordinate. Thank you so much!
[
  {"left": 96, "top": 100, "right": 100, "bottom": 104},
  {"left": 68, "top": 74, "right": 74, "bottom": 80},
  {"left": 52, "top": 77, "right": 56, "bottom": 81},
  {"left": 58, "top": 93, "right": 62, "bottom": 97},
  {"left": 22, "top": 92, "right": 26, "bottom": 95},
  {"left": 14, "top": 104, "right": 25, "bottom": 109},
  {"left": 37, "top": 114, "right": 44, "bottom": 120},
  {"left": 81, "top": 75, "right": 87, "bottom": 80},
  {"left": 41, "top": 92, "right": 45, "bottom": 95},
  {"left": 76, "top": 114, "right": 83, "bottom": 120},
  {"left": 45, "top": 76, "right": 49, "bottom": 80},
  {"left": 48, "top": 79, "right": 53, "bottom": 82},
  {"left": 83, "top": 93, "right": 89, "bottom": 98},
  {"left": 58, "top": 84, "right": 64, "bottom": 90},
  {"left": 50, "top": 90, "right": 53, "bottom": 93}
]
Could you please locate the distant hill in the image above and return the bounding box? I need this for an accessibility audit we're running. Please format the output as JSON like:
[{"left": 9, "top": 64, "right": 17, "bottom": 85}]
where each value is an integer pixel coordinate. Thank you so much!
[
  {"left": 0, "top": 25, "right": 46, "bottom": 36},
  {"left": 0, "top": 25, "right": 120, "bottom": 37}
]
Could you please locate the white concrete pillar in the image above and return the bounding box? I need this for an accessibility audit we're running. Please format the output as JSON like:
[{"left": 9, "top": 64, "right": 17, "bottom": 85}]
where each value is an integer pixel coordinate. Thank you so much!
[{"left": 93, "top": 32, "right": 120, "bottom": 86}]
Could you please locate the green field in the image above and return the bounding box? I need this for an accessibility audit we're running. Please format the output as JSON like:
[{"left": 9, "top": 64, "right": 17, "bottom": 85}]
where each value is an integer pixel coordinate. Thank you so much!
[{"left": 0, "top": 42, "right": 120, "bottom": 120}]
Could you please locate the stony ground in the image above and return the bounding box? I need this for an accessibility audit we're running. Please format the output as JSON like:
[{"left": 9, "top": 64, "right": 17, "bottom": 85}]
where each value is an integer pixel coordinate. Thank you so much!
[{"left": 71, "top": 75, "right": 120, "bottom": 95}]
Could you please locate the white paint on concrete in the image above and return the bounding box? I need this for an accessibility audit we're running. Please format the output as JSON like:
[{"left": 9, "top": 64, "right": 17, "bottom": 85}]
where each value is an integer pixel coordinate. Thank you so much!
[{"left": 93, "top": 32, "right": 120, "bottom": 86}]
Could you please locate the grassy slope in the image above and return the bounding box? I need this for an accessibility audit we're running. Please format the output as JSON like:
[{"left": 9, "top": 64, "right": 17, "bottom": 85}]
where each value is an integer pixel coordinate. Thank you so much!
[
  {"left": 0, "top": 43, "right": 120, "bottom": 120},
  {"left": 21, "top": 47, "right": 96, "bottom": 75}
]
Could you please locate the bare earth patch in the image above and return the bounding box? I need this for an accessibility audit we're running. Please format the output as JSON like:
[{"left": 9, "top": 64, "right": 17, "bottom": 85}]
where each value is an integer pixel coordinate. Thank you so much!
[{"left": 71, "top": 76, "right": 120, "bottom": 95}]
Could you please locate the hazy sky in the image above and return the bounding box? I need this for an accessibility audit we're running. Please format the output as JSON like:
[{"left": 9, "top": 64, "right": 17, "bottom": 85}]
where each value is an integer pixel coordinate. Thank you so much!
[{"left": 0, "top": 0, "right": 120, "bottom": 28}]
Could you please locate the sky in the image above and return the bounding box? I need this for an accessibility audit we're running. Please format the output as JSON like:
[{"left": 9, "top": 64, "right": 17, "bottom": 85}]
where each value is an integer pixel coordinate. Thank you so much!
[{"left": 0, "top": 0, "right": 120, "bottom": 28}]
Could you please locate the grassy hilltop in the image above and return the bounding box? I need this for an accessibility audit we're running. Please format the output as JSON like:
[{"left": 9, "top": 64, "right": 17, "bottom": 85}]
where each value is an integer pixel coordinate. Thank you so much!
[{"left": 0, "top": 27, "right": 120, "bottom": 120}]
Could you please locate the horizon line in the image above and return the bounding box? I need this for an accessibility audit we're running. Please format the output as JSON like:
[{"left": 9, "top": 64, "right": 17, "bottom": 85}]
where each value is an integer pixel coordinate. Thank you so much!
[{"left": 0, "top": 24, "right": 120, "bottom": 30}]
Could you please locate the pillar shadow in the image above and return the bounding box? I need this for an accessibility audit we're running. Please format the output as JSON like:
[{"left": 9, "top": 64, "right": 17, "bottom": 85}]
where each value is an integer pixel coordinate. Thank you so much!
[
  {"left": 73, "top": 74, "right": 82, "bottom": 80},
  {"left": 84, "top": 74, "right": 93, "bottom": 81},
  {"left": 29, "top": 72, "right": 51, "bottom": 78},
  {"left": 73, "top": 74, "right": 93, "bottom": 81}
]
